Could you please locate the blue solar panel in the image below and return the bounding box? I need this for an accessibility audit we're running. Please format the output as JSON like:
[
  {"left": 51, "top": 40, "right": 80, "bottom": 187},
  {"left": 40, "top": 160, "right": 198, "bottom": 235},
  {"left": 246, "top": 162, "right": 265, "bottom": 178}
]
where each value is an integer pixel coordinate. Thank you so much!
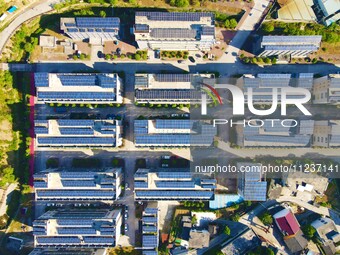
[
  {"left": 34, "top": 73, "right": 49, "bottom": 87},
  {"left": 57, "top": 219, "right": 93, "bottom": 226},
  {"left": 37, "top": 237, "right": 81, "bottom": 244},
  {"left": 60, "top": 172, "right": 95, "bottom": 178},
  {"left": 58, "top": 75, "right": 96, "bottom": 86},
  {"left": 37, "top": 190, "right": 115, "bottom": 197},
  {"left": 155, "top": 181, "right": 195, "bottom": 188},
  {"left": 136, "top": 190, "right": 214, "bottom": 200},
  {"left": 142, "top": 216, "right": 157, "bottom": 223},
  {"left": 35, "top": 127, "right": 49, "bottom": 134},
  {"left": 38, "top": 91, "right": 115, "bottom": 101},
  {"left": 59, "top": 128, "right": 94, "bottom": 135},
  {"left": 38, "top": 137, "right": 115, "bottom": 145},
  {"left": 34, "top": 181, "right": 48, "bottom": 188},
  {"left": 83, "top": 237, "right": 115, "bottom": 244},
  {"left": 76, "top": 17, "right": 120, "bottom": 29},
  {"left": 143, "top": 225, "right": 157, "bottom": 233},
  {"left": 134, "top": 181, "right": 148, "bottom": 188},
  {"left": 155, "top": 119, "right": 191, "bottom": 129},
  {"left": 57, "top": 119, "right": 94, "bottom": 127},
  {"left": 157, "top": 172, "right": 192, "bottom": 179},
  {"left": 61, "top": 180, "right": 96, "bottom": 187},
  {"left": 144, "top": 208, "right": 158, "bottom": 214},
  {"left": 57, "top": 228, "right": 97, "bottom": 235}
]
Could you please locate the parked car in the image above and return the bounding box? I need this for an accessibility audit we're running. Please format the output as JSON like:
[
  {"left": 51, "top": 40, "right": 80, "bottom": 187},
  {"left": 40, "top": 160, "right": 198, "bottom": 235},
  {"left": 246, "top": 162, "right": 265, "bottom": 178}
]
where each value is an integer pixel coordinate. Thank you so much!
[
  {"left": 155, "top": 50, "right": 160, "bottom": 59},
  {"left": 161, "top": 155, "right": 171, "bottom": 159},
  {"left": 124, "top": 224, "right": 128, "bottom": 232},
  {"left": 188, "top": 56, "right": 195, "bottom": 63},
  {"left": 116, "top": 48, "right": 121, "bottom": 56},
  {"left": 124, "top": 212, "right": 128, "bottom": 220}
]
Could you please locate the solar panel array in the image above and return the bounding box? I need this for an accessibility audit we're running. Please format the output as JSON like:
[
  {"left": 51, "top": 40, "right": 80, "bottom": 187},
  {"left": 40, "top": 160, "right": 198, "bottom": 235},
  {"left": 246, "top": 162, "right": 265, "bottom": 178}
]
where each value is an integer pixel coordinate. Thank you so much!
[
  {"left": 264, "top": 45, "right": 319, "bottom": 51},
  {"left": 134, "top": 181, "right": 148, "bottom": 188},
  {"left": 135, "top": 24, "right": 150, "bottom": 32},
  {"left": 38, "top": 91, "right": 115, "bottom": 101},
  {"left": 60, "top": 172, "right": 95, "bottom": 178},
  {"left": 136, "top": 190, "right": 214, "bottom": 200},
  {"left": 56, "top": 219, "right": 93, "bottom": 226},
  {"left": 57, "top": 228, "right": 97, "bottom": 235},
  {"left": 37, "top": 137, "right": 115, "bottom": 146},
  {"left": 150, "top": 28, "right": 196, "bottom": 39},
  {"left": 143, "top": 251, "right": 158, "bottom": 255},
  {"left": 35, "top": 73, "right": 49, "bottom": 87},
  {"left": 135, "top": 89, "right": 202, "bottom": 101},
  {"left": 83, "top": 237, "right": 115, "bottom": 244},
  {"left": 35, "top": 127, "right": 49, "bottom": 134},
  {"left": 155, "top": 181, "right": 195, "bottom": 188},
  {"left": 262, "top": 35, "right": 322, "bottom": 45},
  {"left": 155, "top": 74, "right": 192, "bottom": 82},
  {"left": 155, "top": 119, "right": 191, "bottom": 129},
  {"left": 34, "top": 181, "right": 48, "bottom": 188},
  {"left": 37, "top": 237, "right": 81, "bottom": 244},
  {"left": 142, "top": 216, "right": 158, "bottom": 223},
  {"left": 36, "top": 190, "right": 115, "bottom": 198},
  {"left": 157, "top": 171, "right": 192, "bottom": 179},
  {"left": 61, "top": 180, "right": 97, "bottom": 187},
  {"left": 59, "top": 128, "right": 94, "bottom": 135},
  {"left": 144, "top": 208, "right": 158, "bottom": 214},
  {"left": 142, "top": 235, "right": 158, "bottom": 248},
  {"left": 136, "top": 12, "right": 214, "bottom": 22},
  {"left": 76, "top": 17, "right": 120, "bottom": 29},
  {"left": 242, "top": 182, "right": 267, "bottom": 201},
  {"left": 58, "top": 75, "right": 96, "bottom": 86},
  {"left": 58, "top": 119, "right": 94, "bottom": 126},
  {"left": 201, "top": 26, "right": 215, "bottom": 36}
]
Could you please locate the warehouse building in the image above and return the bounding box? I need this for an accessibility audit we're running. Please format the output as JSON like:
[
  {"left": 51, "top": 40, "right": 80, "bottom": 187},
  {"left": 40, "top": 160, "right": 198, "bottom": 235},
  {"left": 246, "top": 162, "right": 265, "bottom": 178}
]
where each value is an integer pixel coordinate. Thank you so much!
[
  {"left": 134, "top": 119, "right": 217, "bottom": 147},
  {"left": 33, "top": 168, "right": 122, "bottom": 202},
  {"left": 34, "top": 119, "right": 123, "bottom": 147},
  {"left": 313, "top": 74, "right": 340, "bottom": 104},
  {"left": 60, "top": 17, "right": 120, "bottom": 42},
  {"left": 236, "top": 119, "right": 314, "bottom": 147},
  {"left": 134, "top": 12, "right": 215, "bottom": 50},
  {"left": 258, "top": 35, "right": 322, "bottom": 58},
  {"left": 135, "top": 73, "right": 214, "bottom": 105},
  {"left": 134, "top": 168, "right": 216, "bottom": 201},
  {"left": 240, "top": 73, "right": 313, "bottom": 104},
  {"left": 33, "top": 209, "right": 122, "bottom": 248},
  {"left": 237, "top": 163, "right": 267, "bottom": 201},
  {"left": 34, "top": 73, "right": 123, "bottom": 104}
]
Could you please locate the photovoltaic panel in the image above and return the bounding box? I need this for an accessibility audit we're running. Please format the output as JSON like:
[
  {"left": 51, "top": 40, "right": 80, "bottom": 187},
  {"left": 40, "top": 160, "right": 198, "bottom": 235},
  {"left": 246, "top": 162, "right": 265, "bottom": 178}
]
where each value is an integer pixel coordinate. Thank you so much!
[
  {"left": 34, "top": 73, "right": 49, "bottom": 87},
  {"left": 155, "top": 119, "right": 191, "bottom": 129},
  {"left": 201, "top": 26, "right": 215, "bottom": 36},
  {"left": 155, "top": 181, "right": 195, "bottom": 188},
  {"left": 155, "top": 74, "right": 192, "bottom": 82},
  {"left": 76, "top": 17, "right": 120, "bottom": 29},
  {"left": 135, "top": 24, "right": 150, "bottom": 32},
  {"left": 150, "top": 28, "right": 196, "bottom": 39},
  {"left": 136, "top": 12, "right": 214, "bottom": 22},
  {"left": 144, "top": 208, "right": 158, "bottom": 214}
]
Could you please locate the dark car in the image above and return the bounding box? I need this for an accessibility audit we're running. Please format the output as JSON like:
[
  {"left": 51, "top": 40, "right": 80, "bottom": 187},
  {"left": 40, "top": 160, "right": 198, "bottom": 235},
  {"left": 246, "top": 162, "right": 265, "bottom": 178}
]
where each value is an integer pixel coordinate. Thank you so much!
[
  {"left": 188, "top": 56, "right": 195, "bottom": 63},
  {"left": 116, "top": 48, "right": 121, "bottom": 56},
  {"left": 155, "top": 50, "right": 160, "bottom": 59},
  {"left": 97, "top": 51, "right": 104, "bottom": 58}
]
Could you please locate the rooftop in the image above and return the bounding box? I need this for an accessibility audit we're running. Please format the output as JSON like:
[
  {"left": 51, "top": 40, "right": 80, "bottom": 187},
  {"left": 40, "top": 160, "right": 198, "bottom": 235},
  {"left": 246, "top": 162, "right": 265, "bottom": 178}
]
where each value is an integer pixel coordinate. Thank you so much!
[
  {"left": 273, "top": 208, "right": 300, "bottom": 236},
  {"left": 221, "top": 228, "right": 260, "bottom": 255},
  {"left": 188, "top": 229, "right": 210, "bottom": 249}
]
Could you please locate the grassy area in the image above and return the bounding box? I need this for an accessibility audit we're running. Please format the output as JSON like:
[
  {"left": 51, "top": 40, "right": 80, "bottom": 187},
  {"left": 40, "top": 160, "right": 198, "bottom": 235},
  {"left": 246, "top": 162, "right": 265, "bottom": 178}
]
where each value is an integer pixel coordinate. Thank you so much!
[
  {"left": 315, "top": 180, "right": 340, "bottom": 210},
  {"left": 0, "top": 71, "right": 32, "bottom": 254},
  {"left": 108, "top": 247, "right": 139, "bottom": 255}
]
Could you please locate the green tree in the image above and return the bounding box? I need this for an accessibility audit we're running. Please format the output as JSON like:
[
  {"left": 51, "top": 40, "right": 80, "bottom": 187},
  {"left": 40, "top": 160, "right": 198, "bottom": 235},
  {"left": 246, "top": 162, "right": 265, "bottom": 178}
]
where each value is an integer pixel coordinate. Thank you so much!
[
  {"left": 173, "top": 0, "right": 189, "bottom": 7},
  {"left": 105, "top": 54, "right": 111, "bottom": 60},
  {"left": 99, "top": 10, "right": 106, "bottom": 17},
  {"left": 0, "top": 167, "right": 16, "bottom": 187},
  {"left": 223, "top": 225, "right": 231, "bottom": 235},
  {"left": 262, "top": 22, "right": 274, "bottom": 33},
  {"left": 264, "top": 57, "right": 271, "bottom": 64},
  {"left": 259, "top": 212, "right": 273, "bottom": 226},
  {"left": 109, "top": 0, "right": 117, "bottom": 4},
  {"left": 302, "top": 224, "right": 316, "bottom": 239},
  {"left": 229, "top": 19, "right": 237, "bottom": 29},
  {"left": 135, "top": 54, "right": 141, "bottom": 60},
  {"left": 191, "top": 215, "right": 197, "bottom": 225},
  {"left": 128, "top": 0, "right": 136, "bottom": 4},
  {"left": 231, "top": 213, "right": 240, "bottom": 222},
  {"left": 224, "top": 19, "right": 230, "bottom": 28}
]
